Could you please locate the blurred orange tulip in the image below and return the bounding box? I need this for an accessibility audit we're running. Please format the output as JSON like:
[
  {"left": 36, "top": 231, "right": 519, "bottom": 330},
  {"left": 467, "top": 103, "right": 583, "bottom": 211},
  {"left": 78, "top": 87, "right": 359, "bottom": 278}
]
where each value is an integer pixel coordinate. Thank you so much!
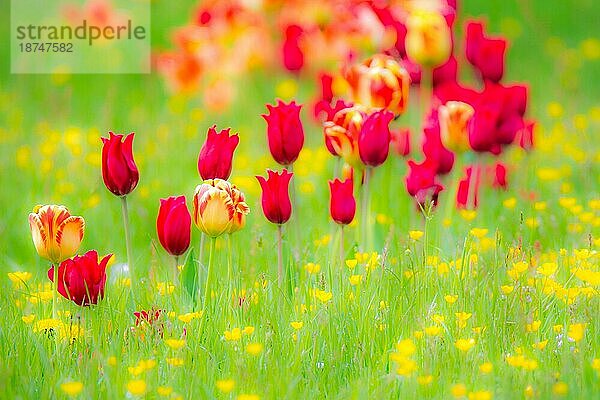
[
  {"left": 405, "top": 10, "right": 452, "bottom": 68},
  {"left": 439, "top": 101, "right": 475, "bottom": 152}
]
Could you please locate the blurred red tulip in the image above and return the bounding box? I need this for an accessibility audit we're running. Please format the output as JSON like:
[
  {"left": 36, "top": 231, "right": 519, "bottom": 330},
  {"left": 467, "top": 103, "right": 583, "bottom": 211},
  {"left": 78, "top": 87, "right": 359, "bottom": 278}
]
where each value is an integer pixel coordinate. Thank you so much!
[
  {"left": 329, "top": 178, "right": 356, "bottom": 225},
  {"left": 456, "top": 166, "right": 480, "bottom": 209},
  {"left": 157, "top": 196, "right": 191, "bottom": 257},
  {"left": 282, "top": 24, "right": 304, "bottom": 73},
  {"left": 422, "top": 110, "right": 455, "bottom": 175},
  {"left": 256, "top": 169, "right": 293, "bottom": 225},
  {"left": 465, "top": 20, "right": 508, "bottom": 83},
  {"left": 390, "top": 128, "right": 411, "bottom": 157},
  {"left": 198, "top": 125, "right": 239, "bottom": 180},
  {"left": 405, "top": 159, "right": 444, "bottom": 206},
  {"left": 48, "top": 250, "right": 111, "bottom": 306},
  {"left": 263, "top": 100, "right": 305, "bottom": 166},
  {"left": 493, "top": 163, "right": 508, "bottom": 190},
  {"left": 101, "top": 132, "right": 139, "bottom": 196},
  {"left": 519, "top": 120, "right": 535, "bottom": 151},
  {"left": 358, "top": 110, "right": 393, "bottom": 167}
]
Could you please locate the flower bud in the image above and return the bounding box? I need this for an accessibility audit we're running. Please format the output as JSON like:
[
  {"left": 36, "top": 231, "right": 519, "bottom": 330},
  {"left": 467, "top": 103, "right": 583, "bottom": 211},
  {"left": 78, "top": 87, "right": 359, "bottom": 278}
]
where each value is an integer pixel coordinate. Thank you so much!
[
  {"left": 263, "top": 100, "right": 304, "bottom": 166},
  {"left": 256, "top": 169, "right": 293, "bottom": 225},
  {"left": 101, "top": 132, "right": 139, "bottom": 196},
  {"left": 157, "top": 196, "right": 191, "bottom": 257},
  {"left": 198, "top": 125, "right": 239, "bottom": 180},
  {"left": 329, "top": 178, "right": 356, "bottom": 225}
]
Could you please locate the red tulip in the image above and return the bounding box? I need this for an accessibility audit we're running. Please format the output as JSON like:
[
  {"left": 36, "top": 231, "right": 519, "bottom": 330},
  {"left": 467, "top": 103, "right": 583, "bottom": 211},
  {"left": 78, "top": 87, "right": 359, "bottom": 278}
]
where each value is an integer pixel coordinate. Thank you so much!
[
  {"left": 358, "top": 110, "right": 393, "bottom": 167},
  {"left": 465, "top": 20, "right": 508, "bottom": 83},
  {"left": 456, "top": 166, "right": 480, "bottom": 209},
  {"left": 263, "top": 100, "right": 304, "bottom": 166},
  {"left": 48, "top": 250, "right": 111, "bottom": 306},
  {"left": 156, "top": 196, "right": 191, "bottom": 257},
  {"left": 329, "top": 178, "right": 356, "bottom": 225},
  {"left": 256, "top": 169, "right": 293, "bottom": 225},
  {"left": 282, "top": 25, "right": 304, "bottom": 73},
  {"left": 101, "top": 132, "right": 139, "bottom": 196},
  {"left": 422, "top": 110, "right": 455, "bottom": 175},
  {"left": 492, "top": 163, "right": 508, "bottom": 190},
  {"left": 519, "top": 120, "right": 535, "bottom": 151},
  {"left": 405, "top": 159, "right": 444, "bottom": 206},
  {"left": 390, "top": 128, "right": 411, "bottom": 157},
  {"left": 197, "top": 125, "right": 239, "bottom": 180}
]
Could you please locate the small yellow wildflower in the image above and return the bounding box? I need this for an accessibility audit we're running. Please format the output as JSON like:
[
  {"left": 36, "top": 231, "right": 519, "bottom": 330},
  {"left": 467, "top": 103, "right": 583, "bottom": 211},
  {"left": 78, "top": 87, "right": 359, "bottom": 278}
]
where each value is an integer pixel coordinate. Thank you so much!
[
  {"left": 290, "top": 321, "right": 303, "bottom": 330},
  {"left": 127, "top": 380, "right": 147, "bottom": 396},
  {"left": 567, "top": 323, "right": 585, "bottom": 342},
  {"left": 246, "top": 342, "right": 264, "bottom": 356},
  {"left": 552, "top": 382, "right": 568, "bottom": 396},
  {"left": 501, "top": 285, "right": 514, "bottom": 295},
  {"left": 216, "top": 379, "right": 235, "bottom": 393},
  {"left": 349, "top": 275, "right": 363, "bottom": 286},
  {"left": 345, "top": 259, "right": 358, "bottom": 269},
  {"left": 165, "top": 339, "right": 186, "bottom": 350},
  {"left": 60, "top": 381, "right": 83, "bottom": 397},
  {"left": 409, "top": 230, "right": 424, "bottom": 240},
  {"left": 444, "top": 295, "right": 458, "bottom": 304},
  {"left": 242, "top": 326, "right": 255, "bottom": 335},
  {"left": 455, "top": 338, "right": 476, "bottom": 352},
  {"left": 157, "top": 386, "right": 173, "bottom": 397},
  {"left": 468, "top": 390, "right": 493, "bottom": 400},
  {"left": 451, "top": 383, "right": 468, "bottom": 399},
  {"left": 417, "top": 375, "right": 433, "bottom": 385},
  {"left": 304, "top": 263, "right": 321, "bottom": 274},
  {"left": 470, "top": 228, "right": 488, "bottom": 238},
  {"left": 479, "top": 362, "right": 493, "bottom": 374}
]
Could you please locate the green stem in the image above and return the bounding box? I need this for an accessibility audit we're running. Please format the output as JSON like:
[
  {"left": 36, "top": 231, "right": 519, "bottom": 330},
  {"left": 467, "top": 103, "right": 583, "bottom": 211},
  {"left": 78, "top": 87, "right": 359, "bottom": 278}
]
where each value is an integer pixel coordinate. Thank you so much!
[
  {"left": 120, "top": 196, "right": 135, "bottom": 297},
  {"left": 277, "top": 225, "right": 283, "bottom": 287},
  {"left": 360, "top": 167, "right": 372, "bottom": 251},
  {"left": 203, "top": 237, "right": 216, "bottom": 309},
  {"left": 227, "top": 234, "right": 233, "bottom": 320},
  {"left": 52, "top": 263, "right": 58, "bottom": 320}
]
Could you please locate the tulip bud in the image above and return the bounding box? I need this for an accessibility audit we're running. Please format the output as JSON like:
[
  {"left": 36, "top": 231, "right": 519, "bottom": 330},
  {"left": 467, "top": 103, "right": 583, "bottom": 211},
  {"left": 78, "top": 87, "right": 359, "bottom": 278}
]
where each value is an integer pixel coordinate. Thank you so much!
[
  {"left": 358, "top": 110, "right": 394, "bottom": 167},
  {"left": 405, "top": 9, "right": 452, "bottom": 68},
  {"left": 438, "top": 101, "right": 475, "bottom": 152},
  {"left": 198, "top": 125, "right": 239, "bottom": 180},
  {"left": 101, "top": 132, "right": 139, "bottom": 197},
  {"left": 193, "top": 179, "right": 236, "bottom": 237},
  {"left": 48, "top": 250, "right": 111, "bottom": 306},
  {"left": 282, "top": 24, "right": 304, "bottom": 73},
  {"left": 256, "top": 169, "right": 293, "bottom": 225},
  {"left": 344, "top": 54, "right": 410, "bottom": 115},
  {"left": 228, "top": 185, "right": 250, "bottom": 234},
  {"left": 262, "top": 100, "right": 304, "bottom": 166},
  {"left": 329, "top": 178, "right": 356, "bottom": 225},
  {"left": 465, "top": 20, "right": 508, "bottom": 83},
  {"left": 29, "top": 205, "right": 85, "bottom": 265},
  {"left": 324, "top": 106, "right": 367, "bottom": 168},
  {"left": 157, "top": 196, "right": 191, "bottom": 257}
]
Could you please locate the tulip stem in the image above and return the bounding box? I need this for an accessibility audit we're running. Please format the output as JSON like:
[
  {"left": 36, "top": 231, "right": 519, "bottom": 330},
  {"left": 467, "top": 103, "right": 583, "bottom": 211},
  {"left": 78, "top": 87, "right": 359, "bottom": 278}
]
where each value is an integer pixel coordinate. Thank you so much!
[
  {"left": 277, "top": 225, "right": 283, "bottom": 287},
  {"left": 204, "top": 237, "right": 216, "bottom": 310},
  {"left": 199, "top": 233, "right": 205, "bottom": 266},
  {"left": 120, "top": 196, "right": 135, "bottom": 298},
  {"left": 420, "top": 68, "right": 432, "bottom": 123},
  {"left": 52, "top": 264, "right": 59, "bottom": 320},
  {"left": 360, "top": 168, "right": 372, "bottom": 251},
  {"left": 227, "top": 234, "right": 233, "bottom": 319}
]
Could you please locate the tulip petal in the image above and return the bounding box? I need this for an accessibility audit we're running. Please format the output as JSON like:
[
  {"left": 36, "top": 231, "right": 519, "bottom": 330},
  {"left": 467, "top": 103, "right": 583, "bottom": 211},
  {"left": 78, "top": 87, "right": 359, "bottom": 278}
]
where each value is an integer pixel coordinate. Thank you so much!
[{"left": 56, "top": 216, "right": 85, "bottom": 262}]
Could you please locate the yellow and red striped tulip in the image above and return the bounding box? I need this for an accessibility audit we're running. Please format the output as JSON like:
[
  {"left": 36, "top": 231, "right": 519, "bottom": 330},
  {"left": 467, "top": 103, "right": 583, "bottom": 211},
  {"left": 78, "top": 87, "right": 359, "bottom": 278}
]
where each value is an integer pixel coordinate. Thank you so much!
[
  {"left": 439, "top": 101, "right": 475, "bottom": 152},
  {"left": 28, "top": 205, "right": 85, "bottom": 265},
  {"left": 192, "top": 179, "right": 236, "bottom": 237},
  {"left": 405, "top": 10, "right": 452, "bottom": 68},
  {"left": 228, "top": 184, "right": 250, "bottom": 234}
]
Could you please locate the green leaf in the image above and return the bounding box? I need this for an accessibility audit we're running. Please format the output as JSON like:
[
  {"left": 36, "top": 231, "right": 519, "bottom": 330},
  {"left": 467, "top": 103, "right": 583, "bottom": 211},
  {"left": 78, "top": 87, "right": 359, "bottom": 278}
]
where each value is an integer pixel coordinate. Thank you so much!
[{"left": 180, "top": 249, "right": 197, "bottom": 305}]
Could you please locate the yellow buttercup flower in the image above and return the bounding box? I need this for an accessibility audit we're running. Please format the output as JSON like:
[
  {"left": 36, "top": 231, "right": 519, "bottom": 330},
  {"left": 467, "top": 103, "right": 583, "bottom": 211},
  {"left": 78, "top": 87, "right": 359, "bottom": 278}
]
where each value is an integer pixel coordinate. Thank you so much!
[
  {"left": 127, "top": 380, "right": 147, "bottom": 396},
  {"left": 60, "top": 381, "right": 83, "bottom": 397},
  {"left": 216, "top": 379, "right": 235, "bottom": 393}
]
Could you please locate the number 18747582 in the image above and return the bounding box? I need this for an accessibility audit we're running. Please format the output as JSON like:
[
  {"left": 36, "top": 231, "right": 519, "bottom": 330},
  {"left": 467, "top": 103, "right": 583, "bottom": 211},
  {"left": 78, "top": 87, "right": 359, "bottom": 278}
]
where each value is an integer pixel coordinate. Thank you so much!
[{"left": 19, "top": 42, "right": 73, "bottom": 52}]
